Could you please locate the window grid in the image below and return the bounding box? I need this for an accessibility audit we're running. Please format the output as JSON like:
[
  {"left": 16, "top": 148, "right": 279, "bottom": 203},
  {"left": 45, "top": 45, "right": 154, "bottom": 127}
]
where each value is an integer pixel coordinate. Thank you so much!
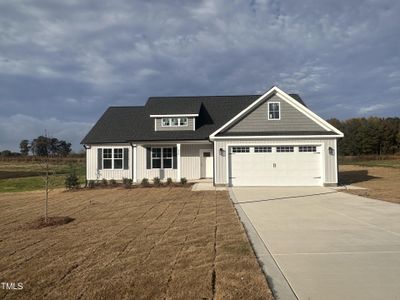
[
  {"left": 103, "top": 148, "right": 123, "bottom": 169},
  {"left": 268, "top": 102, "right": 280, "bottom": 120},
  {"left": 161, "top": 117, "right": 188, "bottom": 127},
  {"left": 299, "top": 146, "right": 317, "bottom": 152},
  {"left": 254, "top": 146, "right": 272, "bottom": 153},
  {"left": 276, "top": 146, "right": 294, "bottom": 153},
  {"left": 152, "top": 147, "right": 174, "bottom": 169},
  {"left": 232, "top": 146, "right": 250, "bottom": 153}
]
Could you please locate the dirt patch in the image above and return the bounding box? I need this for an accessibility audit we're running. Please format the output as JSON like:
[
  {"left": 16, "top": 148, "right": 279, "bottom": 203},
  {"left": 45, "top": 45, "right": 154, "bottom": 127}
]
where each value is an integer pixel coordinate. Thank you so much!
[
  {"left": 339, "top": 164, "right": 400, "bottom": 204},
  {"left": 0, "top": 188, "right": 273, "bottom": 299},
  {"left": 25, "top": 216, "right": 75, "bottom": 229}
]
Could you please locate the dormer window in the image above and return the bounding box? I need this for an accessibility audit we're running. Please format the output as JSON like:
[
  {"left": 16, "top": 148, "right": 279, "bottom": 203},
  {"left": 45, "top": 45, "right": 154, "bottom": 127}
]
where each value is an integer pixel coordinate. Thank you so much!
[
  {"left": 162, "top": 117, "right": 188, "bottom": 127},
  {"left": 268, "top": 102, "right": 280, "bottom": 120}
]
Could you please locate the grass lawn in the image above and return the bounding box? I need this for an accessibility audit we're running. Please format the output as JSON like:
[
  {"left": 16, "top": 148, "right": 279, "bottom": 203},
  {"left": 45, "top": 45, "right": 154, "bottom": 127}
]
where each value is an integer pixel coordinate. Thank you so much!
[
  {"left": 0, "top": 188, "right": 273, "bottom": 299},
  {"left": 339, "top": 159, "right": 400, "bottom": 169},
  {"left": 339, "top": 163, "right": 400, "bottom": 204},
  {"left": 0, "top": 161, "right": 85, "bottom": 193}
]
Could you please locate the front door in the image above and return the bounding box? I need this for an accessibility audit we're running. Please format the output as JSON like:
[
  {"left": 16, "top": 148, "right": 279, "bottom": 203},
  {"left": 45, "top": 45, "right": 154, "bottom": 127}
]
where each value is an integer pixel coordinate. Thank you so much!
[{"left": 200, "top": 149, "right": 213, "bottom": 178}]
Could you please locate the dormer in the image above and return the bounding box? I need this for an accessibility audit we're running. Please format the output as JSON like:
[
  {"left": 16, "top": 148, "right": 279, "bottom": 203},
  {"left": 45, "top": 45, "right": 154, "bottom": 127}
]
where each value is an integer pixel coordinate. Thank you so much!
[
  {"left": 150, "top": 114, "right": 198, "bottom": 131},
  {"left": 147, "top": 97, "right": 202, "bottom": 131}
]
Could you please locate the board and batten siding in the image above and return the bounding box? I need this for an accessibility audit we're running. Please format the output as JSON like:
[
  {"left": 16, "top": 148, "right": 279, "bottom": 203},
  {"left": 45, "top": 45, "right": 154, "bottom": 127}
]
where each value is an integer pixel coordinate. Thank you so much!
[
  {"left": 181, "top": 143, "right": 212, "bottom": 179},
  {"left": 155, "top": 117, "right": 195, "bottom": 131},
  {"left": 86, "top": 144, "right": 132, "bottom": 180},
  {"left": 225, "top": 95, "right": 326, "bottom": 132},
  {"left": 214, "top": 138, "right": 338, "bottom": 185},
  {"left": 136, "top": 143, "right": 212, "bottom": 181}
]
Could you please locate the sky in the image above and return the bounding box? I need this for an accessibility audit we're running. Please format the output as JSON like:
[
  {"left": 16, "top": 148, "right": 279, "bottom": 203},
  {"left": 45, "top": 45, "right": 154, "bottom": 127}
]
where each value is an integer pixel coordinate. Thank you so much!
[{"left": 0, "top": 0, "right": 399, "bottom": 152}]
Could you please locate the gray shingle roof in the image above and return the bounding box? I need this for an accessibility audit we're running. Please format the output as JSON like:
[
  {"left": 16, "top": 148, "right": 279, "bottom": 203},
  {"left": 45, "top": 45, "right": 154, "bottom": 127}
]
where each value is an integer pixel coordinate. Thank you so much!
[{"left": 81, "top": 94, "right": 315, "bottom": 144}]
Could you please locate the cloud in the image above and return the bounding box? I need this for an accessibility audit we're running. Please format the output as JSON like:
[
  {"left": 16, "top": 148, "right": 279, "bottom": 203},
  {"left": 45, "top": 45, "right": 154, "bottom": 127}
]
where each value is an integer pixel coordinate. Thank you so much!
[
  {"left": 0, "top": 0, "right": 399, "bottom": 150},
  {"left": 0, "top": 114, "right": 92, "bottom": 152}
]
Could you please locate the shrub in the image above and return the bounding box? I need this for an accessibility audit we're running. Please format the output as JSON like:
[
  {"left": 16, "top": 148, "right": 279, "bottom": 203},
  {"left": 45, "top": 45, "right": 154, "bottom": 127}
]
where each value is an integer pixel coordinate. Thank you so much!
[
  {"left": 180, "top": 177, "right": 187, "bottom": 185},
  {"left": 65, "top": 172, "right": 80, "bottom": 190},
  {"left": 122, "top": 177, "right": 133, "bottom": 188},
  {"left": 101, "top": 178, "right": 108, "bottom": 186},
  {"left": 141, "top": 178, "right": 149, "bottom": 187},
  {"left": 109, "top": 179, "right": 117, "bottom": 186},
  {"left": 87, "top": 180, "right": 96, "bottom": 188},
  {"left": 153, "top": 177, "right": 161, "bottom": 186},
  {"left": 166, "top": 177, "right": 173, "bottom": 185}
]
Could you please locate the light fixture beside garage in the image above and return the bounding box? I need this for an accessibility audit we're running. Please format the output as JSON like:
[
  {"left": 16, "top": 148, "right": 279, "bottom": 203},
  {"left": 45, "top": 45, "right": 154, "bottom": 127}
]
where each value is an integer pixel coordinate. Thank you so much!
[
  {"left": 329, "top": 147, "right": 335, "bottom": 155},
  {"left": 219, "top": 148, "right": 225, "bottom": 156}
]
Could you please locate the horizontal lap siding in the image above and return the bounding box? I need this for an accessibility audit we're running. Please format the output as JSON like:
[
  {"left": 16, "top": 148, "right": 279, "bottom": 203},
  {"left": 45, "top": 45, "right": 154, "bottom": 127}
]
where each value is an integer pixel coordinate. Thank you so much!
[
  {"left": 214, "top": 138, "right": 337, "bottom": 185},
  {"left": 227, "top": 95, "right": 325, "bottom": 132},
  {"left": 86, "top": 144, "right": 132, "bottom": 180}
]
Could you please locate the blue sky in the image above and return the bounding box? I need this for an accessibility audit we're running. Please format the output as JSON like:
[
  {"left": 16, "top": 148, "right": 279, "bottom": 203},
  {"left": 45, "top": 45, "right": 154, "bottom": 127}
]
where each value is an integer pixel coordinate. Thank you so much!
[{"left": 0, "top": 0, "right": 399, "bottom": 151}]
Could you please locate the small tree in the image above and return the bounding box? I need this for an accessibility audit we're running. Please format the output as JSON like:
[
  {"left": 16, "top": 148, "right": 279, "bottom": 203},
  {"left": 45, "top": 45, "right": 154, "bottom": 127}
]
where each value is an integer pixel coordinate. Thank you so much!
[
  {"left": 65, "top": 166, "right": 80, "bottom": 190},
  {"left": 19, "top": 140, "right": 30, "bottom": 156}
]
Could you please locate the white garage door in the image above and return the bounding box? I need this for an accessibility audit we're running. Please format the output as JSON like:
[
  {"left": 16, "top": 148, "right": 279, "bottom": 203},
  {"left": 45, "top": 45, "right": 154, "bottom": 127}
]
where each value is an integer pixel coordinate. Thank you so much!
[{"left": 229, "top": 145, "right": 322, "bottom": 186}]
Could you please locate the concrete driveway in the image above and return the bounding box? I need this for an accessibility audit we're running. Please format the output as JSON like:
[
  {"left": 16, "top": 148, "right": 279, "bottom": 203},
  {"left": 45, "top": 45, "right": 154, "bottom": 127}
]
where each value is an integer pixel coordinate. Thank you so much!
[{"left": 230, "top": 187, "right": 400, "bottom": 300}]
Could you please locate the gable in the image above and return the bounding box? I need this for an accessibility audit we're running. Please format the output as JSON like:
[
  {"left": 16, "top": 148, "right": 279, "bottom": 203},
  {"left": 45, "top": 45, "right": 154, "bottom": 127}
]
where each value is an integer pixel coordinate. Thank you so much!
[{"left": 222, "top": 94, "right": 326, "bottom": 134}]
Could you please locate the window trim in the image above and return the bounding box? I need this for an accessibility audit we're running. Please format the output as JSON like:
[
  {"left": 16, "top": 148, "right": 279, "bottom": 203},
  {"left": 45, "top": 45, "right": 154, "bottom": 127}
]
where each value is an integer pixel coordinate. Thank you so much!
[
  {"left": 151, "top": 147, "right": 174, "bottom": 169},
  {"left": 102, "top": 148, "right": 124, "bottom": 170},
  {"left": 161, "top": 117, "right": 189, "bottom": 128},
  {"left": 299, "top": 145, "right": 317, "bottom": 152},
  {"left": 276, "top": 146, "right": 294, "bottom": 153},
  {"left": 267, "top": 101, "right": 281, "bottom": 120}
]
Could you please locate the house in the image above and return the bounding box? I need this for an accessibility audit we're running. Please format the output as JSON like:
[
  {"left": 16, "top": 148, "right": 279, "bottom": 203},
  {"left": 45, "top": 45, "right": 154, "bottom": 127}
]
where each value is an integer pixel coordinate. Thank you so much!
[{"left": 81, "top": 86, "right": 343, "bottom": 186}]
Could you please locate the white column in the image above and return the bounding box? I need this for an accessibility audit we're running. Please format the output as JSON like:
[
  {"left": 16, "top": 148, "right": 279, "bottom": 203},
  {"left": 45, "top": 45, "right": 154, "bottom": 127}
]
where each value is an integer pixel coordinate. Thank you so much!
[
  {"left": 133, "top": 144, "right": 137, "bottom": 183},
  {"left": 177, "top": 143, "right": 181, "bottom": 181}
]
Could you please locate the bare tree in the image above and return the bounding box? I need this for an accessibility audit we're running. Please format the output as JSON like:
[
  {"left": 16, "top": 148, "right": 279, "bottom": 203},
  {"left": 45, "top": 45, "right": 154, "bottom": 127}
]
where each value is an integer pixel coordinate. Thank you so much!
[{"left": 35, "top": 130, "right": 56, "bottom": 223}]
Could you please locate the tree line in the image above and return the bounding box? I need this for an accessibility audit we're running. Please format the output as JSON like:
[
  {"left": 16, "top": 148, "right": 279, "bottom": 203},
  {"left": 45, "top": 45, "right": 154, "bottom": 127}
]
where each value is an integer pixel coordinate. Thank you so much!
[
  {"left": 0, "top": 136, "right": 72, "bottom": 157},
  {"left": 19, "top": 136, "right": 72, "bottom": 156},
  {"left": 328, "top": 117, "right": 400, "bottom": 156}
]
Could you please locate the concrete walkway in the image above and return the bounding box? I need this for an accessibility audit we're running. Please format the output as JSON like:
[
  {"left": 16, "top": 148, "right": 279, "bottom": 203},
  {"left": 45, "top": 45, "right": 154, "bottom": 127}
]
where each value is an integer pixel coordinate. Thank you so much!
[{"left": 230, "top": 187, "right": 400, "bottom": 300}]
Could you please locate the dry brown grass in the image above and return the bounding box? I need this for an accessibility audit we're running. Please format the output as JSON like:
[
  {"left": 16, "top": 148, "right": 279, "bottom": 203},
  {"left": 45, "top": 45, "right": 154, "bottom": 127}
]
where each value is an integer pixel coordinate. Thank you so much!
[
  {"left": 0, "top": 187, "right": 273, "bottom": 299},
  {"left": 339, "top": 164, "right": 400, "bottom": 204}
]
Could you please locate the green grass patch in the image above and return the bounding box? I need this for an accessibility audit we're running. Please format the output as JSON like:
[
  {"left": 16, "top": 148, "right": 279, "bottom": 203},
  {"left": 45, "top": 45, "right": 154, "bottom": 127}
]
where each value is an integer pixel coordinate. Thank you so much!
[{"left": 0, "top": 160, "right": 86, "bottom": 192}]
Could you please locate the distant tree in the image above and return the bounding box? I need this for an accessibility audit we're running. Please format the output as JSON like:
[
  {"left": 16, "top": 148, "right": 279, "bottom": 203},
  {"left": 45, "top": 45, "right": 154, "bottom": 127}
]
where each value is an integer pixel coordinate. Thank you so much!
[
  {"left": 1, "top": 150, "right": 12, "bottom": 157},
  {"left": 19, "top": 140, "right": 30, "bottom": 156},
  {"left": 30, "top": 136, "right": 72, "bottom": 157},
  {"left": 327, "top": 117, "right": 400, "bottom": 156}
]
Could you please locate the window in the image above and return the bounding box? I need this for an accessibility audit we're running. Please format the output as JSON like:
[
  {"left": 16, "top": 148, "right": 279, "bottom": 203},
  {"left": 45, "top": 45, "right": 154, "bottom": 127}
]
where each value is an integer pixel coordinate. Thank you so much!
[
  {"left": 254, "top": 146, "right": 272, "bottom": 153},
  {"left": 103, "top": 148, "right": 112, "bottom": 169},
  {"left": 276, "top": 146, "right": 294, "bottom": 152},
  {"left": 114, "top": 148, "right": 123, "bottom": 169},
  {"left": 299, "top": 146, "right": 317, "bottom": 152},
  {"left": 232, "top": 146, "right": 250, "bottom": 153},
  {"left": 161, "top": 117, "right": 189, "bottom": 127},
  {"left": 268, "top": 102, "right": 280, "bottom": 120},
  {"left": 162, "top": 118, "right": 170, "bottom": 126},
  {"left": 152, "top": 148, "right": 162, "bottom": 168},
  {"left": 151, "top": 147, "right": 174, "bottom": 169},
  {"left": 179, "top": 117, "right": 188, "bottom": 126},
  {"left": 163, "top": 148, "right": 173, "bottom": 168},
  {"left": 103, "top": 148, "right": 123, "bottom": 169}
]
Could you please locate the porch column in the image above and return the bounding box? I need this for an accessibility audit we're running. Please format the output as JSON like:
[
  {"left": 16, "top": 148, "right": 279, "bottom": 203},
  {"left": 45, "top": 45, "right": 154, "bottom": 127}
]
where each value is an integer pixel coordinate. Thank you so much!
[
  {"left": 176, "top": 143, "right": 181, "bottom": 182},
  {"left": 133, "top": 144, "right": 137, "bottom": 183}
]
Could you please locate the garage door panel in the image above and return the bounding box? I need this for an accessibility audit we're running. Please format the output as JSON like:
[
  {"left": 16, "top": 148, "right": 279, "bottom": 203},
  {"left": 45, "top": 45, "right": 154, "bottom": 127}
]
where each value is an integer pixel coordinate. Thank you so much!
[{"left": 229, "top": 146, "right": 322, "bottom": 186}]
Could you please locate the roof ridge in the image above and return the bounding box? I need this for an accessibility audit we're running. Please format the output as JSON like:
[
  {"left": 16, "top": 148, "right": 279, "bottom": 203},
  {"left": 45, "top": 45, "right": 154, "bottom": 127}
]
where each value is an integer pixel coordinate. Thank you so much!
[{"left": 147, "top": 94, "right": 262, "bottom": 99}]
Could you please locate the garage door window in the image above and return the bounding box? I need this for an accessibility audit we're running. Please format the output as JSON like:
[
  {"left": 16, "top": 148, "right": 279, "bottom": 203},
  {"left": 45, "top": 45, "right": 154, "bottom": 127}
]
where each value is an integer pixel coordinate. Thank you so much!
[
  {"left": 254, "top": 146, "right": 272, "bottom": 153},
  {"left": 299, "top": 146, "right": 317, "bottom": 152},
  {"left": 276, "top": 146, "right": 294, "bottom": 152},
  {"left": 232, "top": 147, "right": 250, "bottom": 153}
]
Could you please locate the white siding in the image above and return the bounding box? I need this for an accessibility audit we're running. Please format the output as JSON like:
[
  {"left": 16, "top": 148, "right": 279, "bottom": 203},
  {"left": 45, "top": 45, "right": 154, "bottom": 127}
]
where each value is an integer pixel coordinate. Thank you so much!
[
  {"left": 136, "top": 145, "right": 177, "bottom": 181},
  {"left": 86, "top": 144, "right": 132, "bottom": 180},
  {"left": 214, "top": 138, "right": 338, "bottom": 186},
  {"left": 87, "top": 142, "right": 212, "bottom": 183},
  {"left": 181, "top": 143, "right": 213, "bottom": 179},
  {"left": 136, "top": 143, "right": 212, "bottom": 182}
]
